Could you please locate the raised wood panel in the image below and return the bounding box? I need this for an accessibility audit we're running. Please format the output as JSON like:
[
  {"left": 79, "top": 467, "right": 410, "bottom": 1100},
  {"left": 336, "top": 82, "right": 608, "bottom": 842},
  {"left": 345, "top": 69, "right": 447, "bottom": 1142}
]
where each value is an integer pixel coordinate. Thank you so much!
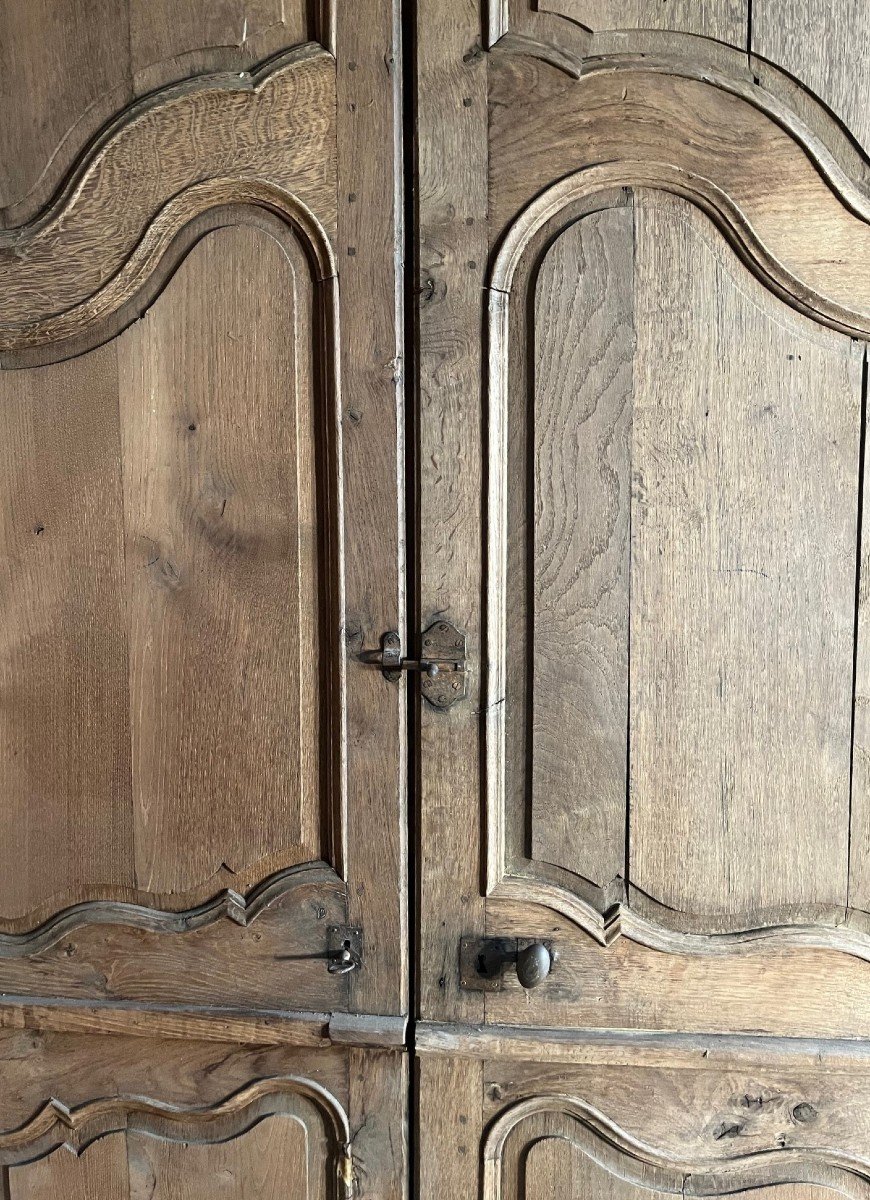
[
  {"left": 487, "top": 180, "right": 868, "bottom": 954},
  {"left": 0, "top": 0, "right": 316, "bottom": 228},
  {"left": 487, "top": 1102, "right": 870, "bottom": 1200},
  {"left": 418, "top": 1050, "right": 870, "bottom": 1200},
  {"left": 0, "top": 219, "right": 338, "bottom": 924},
  {"left": 0, "top": 1080, "right": 349, "bottom": 1200}
]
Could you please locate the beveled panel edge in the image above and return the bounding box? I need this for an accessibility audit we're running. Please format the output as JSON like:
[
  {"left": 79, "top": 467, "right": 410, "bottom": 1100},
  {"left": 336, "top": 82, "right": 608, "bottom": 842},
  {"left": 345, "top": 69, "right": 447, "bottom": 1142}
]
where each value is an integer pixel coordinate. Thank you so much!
[
  {"left": 484, "top": 164, "right": 870, "bottom": 961},
  {"left": 484, "top": 1096, "right": 870, "bottom": 1200},
  {"left": 0, "top": 862, "right": 342, "bottom": 958},
  {"left": 0, "top": 1077, "right": 353, "bottom": 1197}
]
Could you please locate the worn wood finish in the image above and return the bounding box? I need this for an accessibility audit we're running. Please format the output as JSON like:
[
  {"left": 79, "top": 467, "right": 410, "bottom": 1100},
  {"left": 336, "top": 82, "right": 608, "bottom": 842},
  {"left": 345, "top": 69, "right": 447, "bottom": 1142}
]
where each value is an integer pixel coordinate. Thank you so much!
[
  {"left": 0, "top": 1032, "right": 404, "bottom": 1200},
  {"left": 0, "top": 0, "right": 317, "bottom": 229},
  {"left": 416, "top": 0, "right": 488, "bottom": 1024},
  {"left": 419, "top": 1047, "right": 870, "bottom": 1199}
]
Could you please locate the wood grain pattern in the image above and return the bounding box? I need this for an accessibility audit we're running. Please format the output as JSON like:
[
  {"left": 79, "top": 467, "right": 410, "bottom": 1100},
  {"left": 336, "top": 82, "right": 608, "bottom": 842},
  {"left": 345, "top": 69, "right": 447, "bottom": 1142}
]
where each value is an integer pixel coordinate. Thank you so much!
[
  {"left": 0, "top": 45, "right": 337, "bottom": 362},
  {"left": 530, "top": 206, "right": 633, "bottom": 890},
  {"left": 753, "top": 1, "right": 870, "bottom": 163},
  {"left": 630, "top": 194, "right": 860, "bottom": 927},
  {"left": 416, "top": 0, "right": 488, "bottom": 1023},
  {"left": 0, "top": 222, "right": 338, "bottom": 924},
  {"left": 0, "top": 1079, "right": 350, "bottom": 1199},
  {"left": 484, "top": 1097, "right": 870, "bottom": 1200},
  {"left": 538, "top": 0, "right": 746, "bottom": 40},
  {"left": 0, "top": 0, "right": 318, "bottom": 229},
  {"left": 486, "top": 165, "right": 867, "bottom": 954}
]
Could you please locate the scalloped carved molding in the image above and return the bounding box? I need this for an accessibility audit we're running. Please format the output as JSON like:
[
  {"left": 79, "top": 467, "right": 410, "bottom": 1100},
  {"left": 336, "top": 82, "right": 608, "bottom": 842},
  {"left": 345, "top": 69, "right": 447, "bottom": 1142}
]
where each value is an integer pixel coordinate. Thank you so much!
[
  {"left": 0, "top": 43, "right": 337, "bottom": 366},
  {"left": 485, "top": 163, "right": 870, "bottom": 962},
  {"left": 0, "top": 862, "right": 342, "bottom": 959},
  {"left": 483, "top": 1096, "right": 870, "bottom": 1200},
  {"left": 0, "top": 1077, "right": 353, "bottom": 1197}
]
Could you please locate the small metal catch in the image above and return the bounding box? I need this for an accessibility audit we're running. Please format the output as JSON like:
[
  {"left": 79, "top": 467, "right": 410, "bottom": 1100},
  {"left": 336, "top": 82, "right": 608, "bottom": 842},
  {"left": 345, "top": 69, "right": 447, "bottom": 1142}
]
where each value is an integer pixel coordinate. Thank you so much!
[
  {"left": 358, "top": 620, "right": 467, "bottom": 709},
  {"left": 326, "top": 926, "right": 362, "bottom": 975}
]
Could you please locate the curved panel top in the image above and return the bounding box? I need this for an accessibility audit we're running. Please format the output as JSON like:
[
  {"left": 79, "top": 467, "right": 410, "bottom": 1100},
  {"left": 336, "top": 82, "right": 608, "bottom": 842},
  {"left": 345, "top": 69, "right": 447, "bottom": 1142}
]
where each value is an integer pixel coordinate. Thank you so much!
[
  {"left": 0, "top": 44, "right": 337, "bottom": 365},
  {"left": 484, "top": 1096, "right": 870, "bottom": 1200},
  {"left": 487, "top": 63, "right": 870, "bottom": 336}
]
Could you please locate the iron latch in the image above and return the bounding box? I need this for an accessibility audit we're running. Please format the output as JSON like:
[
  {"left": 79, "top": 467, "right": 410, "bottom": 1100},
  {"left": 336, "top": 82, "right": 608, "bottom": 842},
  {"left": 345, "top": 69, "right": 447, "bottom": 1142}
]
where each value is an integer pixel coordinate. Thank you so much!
[{"left": 358, "top": 620, "right": 466, "bottom": 710}]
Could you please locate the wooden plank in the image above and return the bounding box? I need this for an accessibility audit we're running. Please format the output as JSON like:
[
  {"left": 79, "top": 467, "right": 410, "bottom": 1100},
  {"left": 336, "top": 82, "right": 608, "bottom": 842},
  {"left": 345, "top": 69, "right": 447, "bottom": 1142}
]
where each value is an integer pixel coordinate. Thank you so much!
[
  {"left": 416, "top": 1022, "right": 870, "bottom": 1071},
  {"left": 630, "top": 193, "right": 862, "bottom": 927},
  {"left": 530, "top": 207, "right": 633, "bottom": 888},
  {"left": 9, "top": 1131, "right": 130, "bottom": 1200},
  {"left": 849, "top": 348, "right": 870, "bottom": 910},
  {"left": 538, "top": 0, "right": 746, "bottom": 41},
  {"left": 0, "top": 344, "right": 133, "bottom": 922},
  {"left": 335, "top": 0, "right": 406, "bottom": 1018},
  {"left": 753, "top": 0, "right": 870, "bottom": 160},
  {"left": 417, "top": 0, "right": 489, "bottom": 1024},
  {"left": 128, "top": 1118, "right": 308, "bottom": 1200},
  {"left": 483, "top": 899, "right": 870, "bottom": 1040},
  {"left": 348, "top": 1049, "right": 409, "bottom": 1200},
  {"left": 417, "top": 1054, "right": 482, "bottom": 1200},
  {"left": 119, "top": 223, "right": 320, "bottom": 896}
]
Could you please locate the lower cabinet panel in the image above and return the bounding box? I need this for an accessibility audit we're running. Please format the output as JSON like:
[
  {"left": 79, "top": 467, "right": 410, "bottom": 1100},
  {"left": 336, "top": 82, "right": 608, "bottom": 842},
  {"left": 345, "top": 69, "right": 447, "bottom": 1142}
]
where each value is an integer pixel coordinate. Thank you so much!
[
  {"left": 417, "top": 1046, "right": 870, "bottom": 1200},
  {"left": 0, "top": 1032, "right": 407, "bottom": 1200}
]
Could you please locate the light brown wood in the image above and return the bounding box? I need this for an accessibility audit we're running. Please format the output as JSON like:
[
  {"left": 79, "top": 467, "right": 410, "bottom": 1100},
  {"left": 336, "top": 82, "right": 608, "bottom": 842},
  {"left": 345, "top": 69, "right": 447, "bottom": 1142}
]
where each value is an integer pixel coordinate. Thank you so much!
[
  {"left": 416, "top": 0, "right": 488, "bottom": 1023},
  {"left": 0, "top": 0, "right": 312, "bottom": 229},
  {"left": 530, "top": 206, "right": 632, "bottom": 890}
]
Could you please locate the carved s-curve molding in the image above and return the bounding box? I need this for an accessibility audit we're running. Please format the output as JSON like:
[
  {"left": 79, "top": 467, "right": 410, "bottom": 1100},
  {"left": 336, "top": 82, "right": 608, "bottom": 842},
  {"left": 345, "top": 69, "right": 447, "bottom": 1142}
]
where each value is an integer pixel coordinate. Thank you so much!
[
  {"left": 0, "top": 863, "right": 342, "bottom": 960},
  {"left": 0, "top": 42, "right": 338, "bottom": 366},
  {"left": 0, "top": 1077, "right": 354, "bottom": 1198},
  {"left": 484, "top": 1096, "right": 870, "bottom": 1200}
]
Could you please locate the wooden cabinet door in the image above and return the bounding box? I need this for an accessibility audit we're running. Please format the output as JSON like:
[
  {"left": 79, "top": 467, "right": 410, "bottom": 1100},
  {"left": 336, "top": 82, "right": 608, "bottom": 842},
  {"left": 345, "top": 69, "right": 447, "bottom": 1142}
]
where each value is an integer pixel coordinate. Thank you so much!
[
  {"left": 0, "top": 3, "right": 406, "bottom": 1196},
  {"left": 417, "top": 0, "right": 870, "bottom": 1195}
]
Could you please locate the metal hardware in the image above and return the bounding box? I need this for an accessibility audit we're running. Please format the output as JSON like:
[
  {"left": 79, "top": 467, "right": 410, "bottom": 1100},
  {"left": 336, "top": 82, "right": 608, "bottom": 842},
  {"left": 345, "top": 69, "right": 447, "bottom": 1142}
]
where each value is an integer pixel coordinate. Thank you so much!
[
  {"left": 459, "top": 936, "right": 555, "bottom": 991},
  {"left": 326, "top": 925, "right": 362, "bottom": 975},
  {"left": 358, "top": 620, "right": 467, "bottom": 710}
]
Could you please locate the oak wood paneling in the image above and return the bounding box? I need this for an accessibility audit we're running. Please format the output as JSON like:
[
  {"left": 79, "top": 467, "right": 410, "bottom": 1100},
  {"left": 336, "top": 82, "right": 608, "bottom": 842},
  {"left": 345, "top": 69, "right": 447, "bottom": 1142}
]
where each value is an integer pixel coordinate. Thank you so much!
[
  {"left": 119, "top": 223, "right": 322, "bottom": 896},
  {"left": 538, "top": 0, "right": 746, "bottom": 41},
  {"left": 753, "top": 1, "right": 870, "bottom": 161},
  {"left": 0, "top": 343, "right": 132, "bottom": 921},
  {"left": 530, "top": 206, "right": 633, "bottom": 888},
  {"left": 0, "top": 222, "right": 331, "bottom": 922},
  {"left": 0, "top": 0, "right": 311, "bottom": 228},
  {"left": 630, "top": 194, "right": 861, "bottom": 927}
]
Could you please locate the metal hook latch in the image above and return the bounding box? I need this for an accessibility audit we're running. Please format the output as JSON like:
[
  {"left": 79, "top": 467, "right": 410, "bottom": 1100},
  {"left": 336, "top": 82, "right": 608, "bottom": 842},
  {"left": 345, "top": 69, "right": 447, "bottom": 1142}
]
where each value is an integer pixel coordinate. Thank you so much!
[{"left": 358, "top": 621, "right": 467, "bottom": 710}]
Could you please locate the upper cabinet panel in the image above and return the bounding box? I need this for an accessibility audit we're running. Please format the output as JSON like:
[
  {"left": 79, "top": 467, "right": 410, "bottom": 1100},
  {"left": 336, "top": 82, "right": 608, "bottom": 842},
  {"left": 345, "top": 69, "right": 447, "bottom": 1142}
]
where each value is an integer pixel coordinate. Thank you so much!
[
  {"left": 0, "top": 0, "right": 316, "bottom": 228},
  {"left": 488, "top": 187, "right": 867, "bottom": 948}
]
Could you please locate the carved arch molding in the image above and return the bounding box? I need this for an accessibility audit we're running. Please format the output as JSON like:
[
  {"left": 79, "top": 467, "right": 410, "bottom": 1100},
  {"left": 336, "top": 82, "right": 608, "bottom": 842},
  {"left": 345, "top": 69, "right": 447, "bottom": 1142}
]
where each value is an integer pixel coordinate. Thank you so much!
[
  {"left": 483, "top": 35, "right": 870, "bottom": 961},
  {"left": 0, "top": 1078, "right": 354, "bottom": 1200},
  {"left": 484, "top": 1098, "right": 870, "bottom": 1200}
]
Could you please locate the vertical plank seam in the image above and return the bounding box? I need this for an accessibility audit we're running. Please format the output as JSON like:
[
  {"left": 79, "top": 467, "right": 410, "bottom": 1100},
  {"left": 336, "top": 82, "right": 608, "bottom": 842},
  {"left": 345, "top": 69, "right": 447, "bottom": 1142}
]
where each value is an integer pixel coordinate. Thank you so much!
[
  {"left": 624, "top": 191, "right": 636, "bottom": 902},
  {"left": 847, "top": 343, "right": 869, "bottom": 912}
]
